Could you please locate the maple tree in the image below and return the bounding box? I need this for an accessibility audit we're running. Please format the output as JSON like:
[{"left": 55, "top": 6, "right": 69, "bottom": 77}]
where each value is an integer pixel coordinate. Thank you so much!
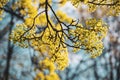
[{"left": 0, "top": 0, "right": 120, "bottom": 80}]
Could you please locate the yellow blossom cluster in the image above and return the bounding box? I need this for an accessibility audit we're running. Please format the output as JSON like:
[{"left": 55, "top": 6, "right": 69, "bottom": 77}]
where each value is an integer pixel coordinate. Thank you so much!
[
  {"left": 73, "top": 18, "right": 108, "bottom": 58},
  {"left": 107, "top": 3, "right": 120, "bottom": 16},
  {"left": 25, "top": 13, "right": 47, "bottom": 27},
  {"left": 34, "top": 58, "right": 60, "bottom": 80},
  {"left": 31, "top": 25, "right": 69, "bottom": 70},
  {"left": 13, "top": 0, "right": 38, "bottom": 17},
  {"left": 56, "top": 10, "right": 73, "bottom": 23},
  {"left": 19, "top": 0, "right": 38, "bottom": 26},
  {"left": 35, "top": 72, "right": 59, "bottom": 80},
  {"left": 10, "top": 23, "right": 36, "bottom": 48},
  {"left": 0, "top": 0, "right": 8, "bottom": 20},
  {"left": 71, "top": 0, "right": 120, "bottom": 15}
]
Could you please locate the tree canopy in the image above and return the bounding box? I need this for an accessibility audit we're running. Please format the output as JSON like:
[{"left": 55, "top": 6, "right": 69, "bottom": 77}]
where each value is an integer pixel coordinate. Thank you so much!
[{"left": 0, "top": 0, "right": 120, "bottom": 80}]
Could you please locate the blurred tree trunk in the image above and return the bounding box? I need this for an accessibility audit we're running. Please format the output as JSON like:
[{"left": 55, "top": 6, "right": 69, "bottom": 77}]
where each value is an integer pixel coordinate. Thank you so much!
[
  {"left": 3, "top": 15, "right": 14, "bottom": 80},
  {"left": 116, "top": 53, "right": 120, "bottom": 80},
  {"left": 109, "top": 55, "right": 113, "bottom": 80},
  {"left": 0, "top": 26, "right": 9, "bottom": 40},
  {"left": 94, "top": 60, "right": 99, "bottom": 80}
]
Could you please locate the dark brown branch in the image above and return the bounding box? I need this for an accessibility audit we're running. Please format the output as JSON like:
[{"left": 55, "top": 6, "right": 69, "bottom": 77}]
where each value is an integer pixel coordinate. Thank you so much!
[
  {"left": 19, "top": 10, "right": 45, "bottom": 40},
  {"left": 88, "top": 1, "right": 120, "bottom": 6}
]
